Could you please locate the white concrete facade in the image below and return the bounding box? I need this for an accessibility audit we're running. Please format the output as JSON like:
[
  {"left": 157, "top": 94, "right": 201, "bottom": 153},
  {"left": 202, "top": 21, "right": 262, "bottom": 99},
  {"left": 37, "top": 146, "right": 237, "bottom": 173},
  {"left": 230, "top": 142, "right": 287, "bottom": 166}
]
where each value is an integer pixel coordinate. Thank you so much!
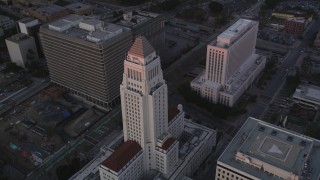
[
  {"left": 191, "top": 19, "right": 266, "bottom": 107},
  {"left": 17, "top": 18, "right": 40, "bottom": 35},
  {"left": 5, "top": 33, "right": 38, "bottom": 68}
]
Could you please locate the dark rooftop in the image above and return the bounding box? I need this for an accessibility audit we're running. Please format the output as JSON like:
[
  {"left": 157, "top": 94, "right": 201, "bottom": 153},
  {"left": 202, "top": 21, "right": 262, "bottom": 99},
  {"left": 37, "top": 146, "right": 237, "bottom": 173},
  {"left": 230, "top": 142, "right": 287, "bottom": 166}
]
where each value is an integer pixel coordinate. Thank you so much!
[
  {"left": 159, "top": 137, "right": 175, "bottom": 150},
  {"left": 101, "top": 140, "right": 141, "bottom": 172},
  {"left": 168, "top": 107, "right": 180, "bottom": 123}
]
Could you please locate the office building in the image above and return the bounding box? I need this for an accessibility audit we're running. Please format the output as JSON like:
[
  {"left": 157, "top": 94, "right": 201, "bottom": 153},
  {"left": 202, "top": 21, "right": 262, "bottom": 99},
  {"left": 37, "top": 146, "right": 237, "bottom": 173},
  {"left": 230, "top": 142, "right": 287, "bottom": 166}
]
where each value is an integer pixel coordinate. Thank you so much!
[
  {"left": 0, "top": 15, "right": 15, "bottom": 31},
  {"left": 293, "top": 84, "right": 320, "bottom": 110},
  {"left": 114, "top": 10, "right": 165, "bottom": 53},
  {"left": 5, "top": 33, "right": 38, "bottom": 68},
  {"left": 39, "top": 15, "right": 132, "bottom": 109},
  {"left": 65, "top": 3, "right": 93, "bottom": 16},
  {"left": 191, "top": 19, "right": 266, "bottom": 107},
  {"left": 28, "top": 5, "right": 69, "bottom": 22},
  {"left": 216, "top": 117, "right": 320, "bottom": 180},
  {"left": 99, "top": 37, "right": 216, "bottom": 180}
]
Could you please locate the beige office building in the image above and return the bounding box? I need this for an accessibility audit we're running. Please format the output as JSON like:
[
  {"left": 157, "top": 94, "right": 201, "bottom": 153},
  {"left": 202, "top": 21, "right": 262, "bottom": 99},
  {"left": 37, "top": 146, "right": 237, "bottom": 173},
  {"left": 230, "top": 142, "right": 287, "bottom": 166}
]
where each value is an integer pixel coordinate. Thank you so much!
[
  {"left": 216, "top": 117, "right": 320, "bottom": 180},
  {"left": 39, "top": 15, "right": 132, "bottom": 109},
  {"left": 191, "top": 19, "right": 266, "bottom": 107}
]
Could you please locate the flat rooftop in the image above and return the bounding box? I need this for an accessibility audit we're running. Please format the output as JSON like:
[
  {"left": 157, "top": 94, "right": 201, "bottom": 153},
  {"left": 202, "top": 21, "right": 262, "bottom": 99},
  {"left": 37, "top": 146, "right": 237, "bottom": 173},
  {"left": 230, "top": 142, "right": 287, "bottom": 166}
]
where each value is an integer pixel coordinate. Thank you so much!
[
  {"left": 65, "top": 2, "right": 92, "bottom": 11},
  {"left": 17, "top": 17, "right": 39, "bottom": 24},
  {"left": 42, "top": 14, "right": 129, "bottom": 43},
  {"left": 218, "top": 117, "right": 320, "bottom": 180},
  {"left": 293, "top": 84, "right": 320, "bottom": 103},
  {"left": 115, "top": 10, "right": 159, "bottom": 28},
  {"left": 31, "top": 5, "right": 66, "bottom": 15},
  {"left": 216, "top": 19, "right": 257, "bottom": 46},
  {"left": 223, "top": 54, "right": 265, "bottom": 95}
]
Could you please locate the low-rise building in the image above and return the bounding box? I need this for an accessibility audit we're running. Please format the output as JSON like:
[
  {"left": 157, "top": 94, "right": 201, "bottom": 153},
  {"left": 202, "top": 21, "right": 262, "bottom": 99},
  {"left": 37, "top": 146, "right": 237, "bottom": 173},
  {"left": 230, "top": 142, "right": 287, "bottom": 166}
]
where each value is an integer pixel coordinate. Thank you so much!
[
  {"left": 292, "top": 84, "right": 320, "bottom": 109},
  {"left": 0, "top": 15, "right": 15, "bottom": 31},
  {"left": 5, "top": 33, "right": 38, "bottom": 68},
  {"left": 272, "top": 11, "right": 312, "bottom": 23},
  {"left": 65, "top": 3, "right": 93, "bottom": 16},
  {"left": 284, "top": 17, "right": 306, "bottom": 36},
  {"left": 216, "top": 117, "right": 320, "bottom": 180},
  {"left": 28, "top": 5, "right": 69, "bottom": 22},
  {"left": 114, "top": 10, "right": 165, "bottom": 53}
]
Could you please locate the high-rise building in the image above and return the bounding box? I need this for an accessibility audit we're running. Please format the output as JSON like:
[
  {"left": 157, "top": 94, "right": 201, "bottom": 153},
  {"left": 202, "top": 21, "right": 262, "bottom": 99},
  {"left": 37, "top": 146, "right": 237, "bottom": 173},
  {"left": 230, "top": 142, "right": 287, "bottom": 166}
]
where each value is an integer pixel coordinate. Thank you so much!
[
  {"left": 191, "top": 19, "right": 266, "bottom": 107},
  {"left": 216, "top": 117, "right": 320, "bottom": 180},
  {"left": 99, "top": 37, "right": 216, "bottom": 180},
  {"left": 6, "top": 33, "right": 38, "bottom": 68},
  {"left": 39, "top": 15, "right": 132, "bottom": 109}
]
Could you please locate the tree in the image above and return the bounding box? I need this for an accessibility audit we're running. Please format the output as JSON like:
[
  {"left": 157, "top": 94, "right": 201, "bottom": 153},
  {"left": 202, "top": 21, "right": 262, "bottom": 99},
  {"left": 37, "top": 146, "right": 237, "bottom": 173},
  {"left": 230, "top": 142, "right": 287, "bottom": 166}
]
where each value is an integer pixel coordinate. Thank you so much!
[{"left": 208, "top": 2, "right": 224, "bottom": 13}]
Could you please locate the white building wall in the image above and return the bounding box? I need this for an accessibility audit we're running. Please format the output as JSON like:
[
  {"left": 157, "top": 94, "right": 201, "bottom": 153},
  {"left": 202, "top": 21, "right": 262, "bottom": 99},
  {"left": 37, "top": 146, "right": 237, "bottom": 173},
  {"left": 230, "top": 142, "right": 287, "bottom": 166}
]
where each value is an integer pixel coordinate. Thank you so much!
[
  {"left": 18, "top": 19, "right": 39, "bottom": 35},
  {"left": 226, "top": 23, "right": 258, "bottom": 80},
  {"left": 5, "top": 37, "right": 38, "bottom": 68},
  {"left": 168, "top": 108, "right": 184, "bottom": 140},
  {"left": 155, "top": 142, "right": 179, "bottom": 175}
]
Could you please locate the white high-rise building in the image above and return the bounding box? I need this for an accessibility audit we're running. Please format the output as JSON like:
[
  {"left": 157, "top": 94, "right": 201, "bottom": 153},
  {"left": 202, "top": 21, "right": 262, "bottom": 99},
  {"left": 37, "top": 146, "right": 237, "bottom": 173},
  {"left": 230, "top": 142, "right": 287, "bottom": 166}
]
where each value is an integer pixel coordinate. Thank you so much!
[
  {"left": 99, "top": 37, "right": 216, "bottom": 180},
  {"left": 191, "top": 19, "right": 266, "bottom": 107}
]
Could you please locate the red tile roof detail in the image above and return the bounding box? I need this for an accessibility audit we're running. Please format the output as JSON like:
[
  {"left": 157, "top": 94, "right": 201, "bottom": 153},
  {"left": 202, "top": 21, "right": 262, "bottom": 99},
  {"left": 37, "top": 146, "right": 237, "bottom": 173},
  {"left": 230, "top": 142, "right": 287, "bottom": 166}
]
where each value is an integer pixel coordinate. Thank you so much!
[
  {"left": 101, "top": 140, "right": 141, "bottom": 172},
  {"left": 160, "top": 137, "right": 175, "bottom": 150},
  {"left": 168, "top": 107, "right": 180, "bottom": 123}
]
